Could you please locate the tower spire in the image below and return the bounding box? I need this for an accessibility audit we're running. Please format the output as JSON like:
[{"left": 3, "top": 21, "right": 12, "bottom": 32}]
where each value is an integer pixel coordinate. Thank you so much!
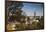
[{"left": 34, "top": 11, "right": 36, "bottom": 18}]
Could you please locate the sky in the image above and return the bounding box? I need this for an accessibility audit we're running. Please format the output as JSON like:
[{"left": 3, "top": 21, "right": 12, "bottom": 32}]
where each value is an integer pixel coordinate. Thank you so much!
[{"left": 22, "top": 3, "right": 43, "bottom": 16}]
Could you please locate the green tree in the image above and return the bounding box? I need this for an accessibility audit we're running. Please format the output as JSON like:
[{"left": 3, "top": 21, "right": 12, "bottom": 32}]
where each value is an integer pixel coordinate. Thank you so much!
[{"left": 8, "top": 2, "right": 24, "bottom": 22}]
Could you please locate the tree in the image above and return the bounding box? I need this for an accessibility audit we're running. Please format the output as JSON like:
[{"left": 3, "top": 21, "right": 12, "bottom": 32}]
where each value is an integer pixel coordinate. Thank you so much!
[
  {"left": 7, "top": 2, "right": 27, "bottom": 30},
  {"left": 40, "top": 16, "right": 44, "bottom": 29},
  {"left": 7, "top": 2, "right": 27, "bottom": 23}
]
